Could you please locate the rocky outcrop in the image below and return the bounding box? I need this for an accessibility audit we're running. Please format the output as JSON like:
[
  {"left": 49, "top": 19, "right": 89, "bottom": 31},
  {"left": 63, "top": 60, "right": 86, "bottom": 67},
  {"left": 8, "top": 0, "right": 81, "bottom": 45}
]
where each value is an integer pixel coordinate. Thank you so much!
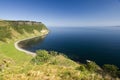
[{"left": 4, "top": 20, "right": 43, "bottom": 26}]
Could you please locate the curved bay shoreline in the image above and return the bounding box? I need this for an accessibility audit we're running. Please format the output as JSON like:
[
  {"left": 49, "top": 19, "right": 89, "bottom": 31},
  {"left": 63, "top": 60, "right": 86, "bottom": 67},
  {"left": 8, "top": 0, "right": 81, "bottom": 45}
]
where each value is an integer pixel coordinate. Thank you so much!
[{"left": 14, "top": 30, "right": 49, "bottom": 56}]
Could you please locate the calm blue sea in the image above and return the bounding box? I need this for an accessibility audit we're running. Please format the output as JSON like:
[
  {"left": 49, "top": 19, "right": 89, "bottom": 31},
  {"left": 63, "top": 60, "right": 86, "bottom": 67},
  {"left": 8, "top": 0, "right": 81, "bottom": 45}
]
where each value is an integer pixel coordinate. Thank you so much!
[{"left": 25, "top": 27, "right": 120, "bottom": 67}]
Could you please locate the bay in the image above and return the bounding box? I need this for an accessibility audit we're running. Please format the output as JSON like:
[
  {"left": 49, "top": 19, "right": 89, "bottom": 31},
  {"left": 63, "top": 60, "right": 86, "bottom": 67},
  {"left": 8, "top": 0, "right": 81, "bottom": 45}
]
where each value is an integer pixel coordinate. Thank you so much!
[{"left": 24, "top": 27, "right": 120, "bottom": 67}]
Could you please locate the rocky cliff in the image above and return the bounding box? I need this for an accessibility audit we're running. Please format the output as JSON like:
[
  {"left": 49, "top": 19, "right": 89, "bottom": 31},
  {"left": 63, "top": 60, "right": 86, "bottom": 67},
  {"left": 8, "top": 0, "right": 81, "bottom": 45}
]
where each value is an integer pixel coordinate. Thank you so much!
[
  {"left": 5, "top": 20, "right": 42, "bottom": 25},
  {"left": 0, "top": 20, "right": 48, "bottom": 41}
]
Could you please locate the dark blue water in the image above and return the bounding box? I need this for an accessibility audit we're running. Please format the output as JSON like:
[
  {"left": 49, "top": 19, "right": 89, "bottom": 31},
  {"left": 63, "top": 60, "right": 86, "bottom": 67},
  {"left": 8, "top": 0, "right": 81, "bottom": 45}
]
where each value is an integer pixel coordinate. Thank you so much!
[{"left": 25, "top": 27, "right": 120, "bottom": 67}]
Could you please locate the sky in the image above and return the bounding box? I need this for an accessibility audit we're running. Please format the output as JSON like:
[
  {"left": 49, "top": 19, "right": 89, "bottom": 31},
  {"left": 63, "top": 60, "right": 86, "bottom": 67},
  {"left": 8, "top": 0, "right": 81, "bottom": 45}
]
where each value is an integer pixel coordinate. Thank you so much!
[{"left": 0, "top": 0, "right": 120, "bottom": 27}]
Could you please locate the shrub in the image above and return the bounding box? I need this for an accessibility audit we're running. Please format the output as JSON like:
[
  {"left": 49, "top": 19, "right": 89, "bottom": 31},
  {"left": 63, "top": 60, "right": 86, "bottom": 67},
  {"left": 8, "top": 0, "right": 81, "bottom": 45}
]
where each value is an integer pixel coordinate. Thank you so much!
[
  {"left": 49, "top": 51, "right": 58, "bottom": 56},
  {"left": 31, "top": 50, "right": 51, "bottom": 64},
  {"left": 59, "top": 70, "right": 80, "bottom": 80},
  {"left": 103, "top": 64, "right": 119, "bottom": 77},
  {"left": 76, "top": 65, "right": 86, "bottom": 71},
  {"left": 86, "top": 61, "right": 100, "bottom": 72}
]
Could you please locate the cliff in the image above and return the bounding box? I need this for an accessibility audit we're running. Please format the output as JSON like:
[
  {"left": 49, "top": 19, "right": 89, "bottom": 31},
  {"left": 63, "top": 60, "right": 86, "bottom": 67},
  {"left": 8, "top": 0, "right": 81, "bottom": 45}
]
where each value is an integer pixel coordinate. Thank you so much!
[
  {"left": 0, "top": 20, "right": 48, "bottom": 41},
  {"left": 5, "top": 20, "right": 42, "bottom": 25}
]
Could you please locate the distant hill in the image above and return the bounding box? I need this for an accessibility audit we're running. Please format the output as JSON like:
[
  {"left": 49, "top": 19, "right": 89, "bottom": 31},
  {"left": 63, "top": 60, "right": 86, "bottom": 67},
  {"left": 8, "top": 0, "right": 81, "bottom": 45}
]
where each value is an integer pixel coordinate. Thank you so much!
[{"left": 0, "top": 20, "right": 48, "bottom": 41}]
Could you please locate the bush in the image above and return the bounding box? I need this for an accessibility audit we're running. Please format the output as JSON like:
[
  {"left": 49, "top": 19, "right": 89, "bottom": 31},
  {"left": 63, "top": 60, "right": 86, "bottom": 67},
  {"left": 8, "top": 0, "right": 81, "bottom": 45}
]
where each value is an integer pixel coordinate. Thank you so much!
[
  {"left": 86, "top": 61, "right": 100, "bottom": 72},
  {"left": 76, "top": 65, "right": 86, "bottom": 71},
  {"left": 49, "top": 51, "right": 58, "bottom": 56},
  {"left": 31, "top": 50, "right": 51, "bottom": 64},
  {"left": 59, "top": 70, "right": 80, "bottom": 80},
  {"left": 103, "top": 64, "right": 119, "bottom": 77}
]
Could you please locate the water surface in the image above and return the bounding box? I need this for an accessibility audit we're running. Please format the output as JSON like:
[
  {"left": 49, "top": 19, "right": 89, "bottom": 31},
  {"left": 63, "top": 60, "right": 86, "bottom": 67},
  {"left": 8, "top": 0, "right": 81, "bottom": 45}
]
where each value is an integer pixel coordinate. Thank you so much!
[{"left": 25, "top": 27, "right": 120, "bottom": 67}]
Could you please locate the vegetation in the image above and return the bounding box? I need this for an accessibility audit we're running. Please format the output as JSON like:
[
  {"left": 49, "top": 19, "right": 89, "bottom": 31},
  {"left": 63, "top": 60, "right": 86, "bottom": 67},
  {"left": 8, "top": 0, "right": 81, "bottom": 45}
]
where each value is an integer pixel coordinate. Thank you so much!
[
  {"left": 9, "top": 22, "right": 46, "bottom": 34},
  {"left": 103, "top": 64, "right": 120, "bottom": 78},
  {"left": 31, "top": 50, "right": 51, "bottom": 64},
  {"left": 0, "top": 26, "right": 11, "bottom": 41},
  {"left": 0, "top": 20, "right": 120, "bottom": 80},
  {"left": 86, "top": 61, "right": 101, "bottom": 72},
  {"left": 0, "top": 20, "right": 47, "bottom": 42}
]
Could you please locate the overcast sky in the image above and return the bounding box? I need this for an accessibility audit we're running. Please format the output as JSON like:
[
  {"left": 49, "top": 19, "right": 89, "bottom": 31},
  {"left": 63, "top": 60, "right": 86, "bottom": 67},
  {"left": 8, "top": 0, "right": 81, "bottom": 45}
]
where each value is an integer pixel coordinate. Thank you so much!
[{"left": 0, "top": 0, "right": 120, "bottom": 27}]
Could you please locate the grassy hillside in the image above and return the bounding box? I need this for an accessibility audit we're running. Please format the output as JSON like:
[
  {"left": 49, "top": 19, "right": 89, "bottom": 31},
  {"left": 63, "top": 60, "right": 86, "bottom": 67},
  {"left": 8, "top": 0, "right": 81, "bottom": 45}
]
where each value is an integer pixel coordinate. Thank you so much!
[
  {"left": 0, "top": 20, "right": 120, "bottom": 80},
  {"left": 0, "top": 20, "right": 47, "bottom": 41}
]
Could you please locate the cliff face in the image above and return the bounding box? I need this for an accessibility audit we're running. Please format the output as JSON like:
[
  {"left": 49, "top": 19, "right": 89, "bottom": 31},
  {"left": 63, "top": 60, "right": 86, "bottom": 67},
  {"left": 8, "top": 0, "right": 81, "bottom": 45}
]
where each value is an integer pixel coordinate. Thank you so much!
[
  {"left": 0, "top": 20, "right": 49, "bottom": 41},
  {"left": 5, "top": 20, "right": 42, "bottom": 25}
]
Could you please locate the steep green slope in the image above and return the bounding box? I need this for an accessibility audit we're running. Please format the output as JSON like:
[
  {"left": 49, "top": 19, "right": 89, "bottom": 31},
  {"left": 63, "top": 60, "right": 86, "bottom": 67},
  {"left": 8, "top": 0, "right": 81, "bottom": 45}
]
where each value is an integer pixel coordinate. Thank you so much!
[{"left": 0, "top": 20, "right": 48, "bottom": 41}]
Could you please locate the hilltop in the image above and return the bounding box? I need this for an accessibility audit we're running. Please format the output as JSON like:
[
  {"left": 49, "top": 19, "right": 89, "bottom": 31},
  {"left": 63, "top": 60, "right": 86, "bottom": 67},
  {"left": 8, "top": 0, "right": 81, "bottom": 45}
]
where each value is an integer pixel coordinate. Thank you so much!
[{"left": 0, "top": 20, "right": 120, "bottom": 80}]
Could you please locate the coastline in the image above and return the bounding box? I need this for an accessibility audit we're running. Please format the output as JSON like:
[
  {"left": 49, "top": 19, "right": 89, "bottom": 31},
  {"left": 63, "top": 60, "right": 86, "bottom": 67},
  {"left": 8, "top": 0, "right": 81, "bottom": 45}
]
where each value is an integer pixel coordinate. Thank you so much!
[{"left": 14, "top": 29, "right": 49, "bottom": 56}]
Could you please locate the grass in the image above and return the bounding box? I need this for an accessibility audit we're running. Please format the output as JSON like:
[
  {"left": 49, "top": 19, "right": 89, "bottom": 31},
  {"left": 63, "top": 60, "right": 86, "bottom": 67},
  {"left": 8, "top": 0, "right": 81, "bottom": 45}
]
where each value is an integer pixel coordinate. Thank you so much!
[
  {"left": 0, "top": 42, "right": 32, "bottom": 64},
  {"left": 0, "top": 35, "right": 34, "bottom": 65}
]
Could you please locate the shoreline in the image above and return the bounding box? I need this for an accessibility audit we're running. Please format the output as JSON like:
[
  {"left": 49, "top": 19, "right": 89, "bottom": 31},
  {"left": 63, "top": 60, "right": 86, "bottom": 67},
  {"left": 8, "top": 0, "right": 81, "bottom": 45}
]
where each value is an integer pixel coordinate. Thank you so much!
[{"left": 14, "top": 30, "right": 49, "bottom": 56}]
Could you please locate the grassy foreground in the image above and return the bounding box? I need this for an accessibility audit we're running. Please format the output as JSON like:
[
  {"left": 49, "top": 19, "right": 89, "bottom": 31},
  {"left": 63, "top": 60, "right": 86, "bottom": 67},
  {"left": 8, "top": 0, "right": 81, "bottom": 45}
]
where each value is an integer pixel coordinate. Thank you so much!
[
  {"left": 0, "top": 38, "right": 120, "bottom": 80},
  {"left": 0, "top": 20, "right": 120, "bottom": 80}
]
